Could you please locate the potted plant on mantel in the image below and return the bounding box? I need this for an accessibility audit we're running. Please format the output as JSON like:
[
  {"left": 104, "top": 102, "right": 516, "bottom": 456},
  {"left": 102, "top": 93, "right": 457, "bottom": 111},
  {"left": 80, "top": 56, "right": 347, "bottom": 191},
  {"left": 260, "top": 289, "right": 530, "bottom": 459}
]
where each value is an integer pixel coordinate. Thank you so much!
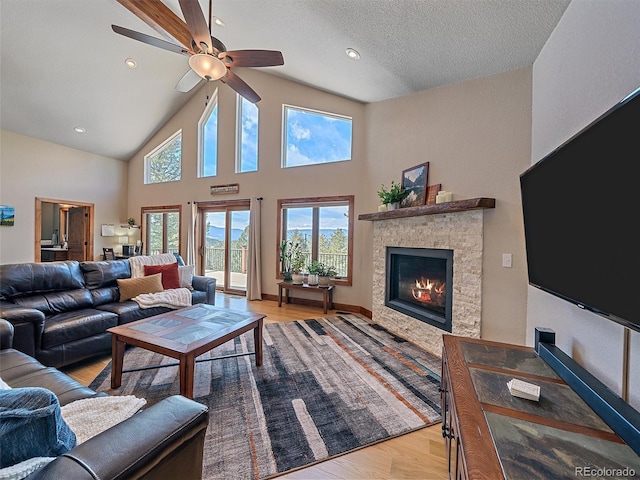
[
  {"left": 377, "top": 181, "right": 408, "bottom": 211},
  {"left": 309, "top": 260, "right": 338, "bottom": 287}
]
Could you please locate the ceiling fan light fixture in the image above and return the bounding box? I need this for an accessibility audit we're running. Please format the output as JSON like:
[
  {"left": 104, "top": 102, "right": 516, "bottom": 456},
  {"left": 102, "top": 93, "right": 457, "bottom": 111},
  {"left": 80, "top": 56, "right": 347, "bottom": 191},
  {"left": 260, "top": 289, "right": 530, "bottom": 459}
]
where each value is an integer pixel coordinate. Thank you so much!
[{"left": 189, "top": 53, "right": 227, "bottom": 81}]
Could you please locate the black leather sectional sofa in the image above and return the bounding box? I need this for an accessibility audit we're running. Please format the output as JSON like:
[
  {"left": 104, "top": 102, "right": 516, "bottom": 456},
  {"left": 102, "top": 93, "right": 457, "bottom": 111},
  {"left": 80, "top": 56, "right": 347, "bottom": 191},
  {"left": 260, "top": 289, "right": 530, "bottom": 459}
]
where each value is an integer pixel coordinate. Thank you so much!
[
  {"left": 0, "top": 259, "right": 216, "bottom": 368},
  {"left": 0, "top": 318, "right": 209, "bottom": 479}
]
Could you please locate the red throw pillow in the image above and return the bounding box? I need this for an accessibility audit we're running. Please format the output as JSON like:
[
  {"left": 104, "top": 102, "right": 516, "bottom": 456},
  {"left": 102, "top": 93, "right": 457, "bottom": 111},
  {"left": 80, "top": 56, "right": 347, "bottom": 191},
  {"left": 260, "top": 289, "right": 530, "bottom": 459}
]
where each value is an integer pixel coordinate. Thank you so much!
[{"left": 143, "top": 263, "right": 180, "bottom": 290}]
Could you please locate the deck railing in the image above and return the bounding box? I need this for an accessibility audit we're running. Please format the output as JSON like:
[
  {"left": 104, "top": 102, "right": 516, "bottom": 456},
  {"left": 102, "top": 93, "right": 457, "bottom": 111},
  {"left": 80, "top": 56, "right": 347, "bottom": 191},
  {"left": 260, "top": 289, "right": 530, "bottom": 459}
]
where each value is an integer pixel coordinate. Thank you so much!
[{"left": 149, "top": 247, "right": 349, "bottom": 277}]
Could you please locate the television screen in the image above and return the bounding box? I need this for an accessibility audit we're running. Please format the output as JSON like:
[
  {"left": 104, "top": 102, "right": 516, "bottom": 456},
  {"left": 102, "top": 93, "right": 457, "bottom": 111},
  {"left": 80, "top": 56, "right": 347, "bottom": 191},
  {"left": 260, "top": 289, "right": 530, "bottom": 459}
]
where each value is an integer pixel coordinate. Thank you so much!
[{"left": 520, "top": 86, "right": 640, "bottom": 331}]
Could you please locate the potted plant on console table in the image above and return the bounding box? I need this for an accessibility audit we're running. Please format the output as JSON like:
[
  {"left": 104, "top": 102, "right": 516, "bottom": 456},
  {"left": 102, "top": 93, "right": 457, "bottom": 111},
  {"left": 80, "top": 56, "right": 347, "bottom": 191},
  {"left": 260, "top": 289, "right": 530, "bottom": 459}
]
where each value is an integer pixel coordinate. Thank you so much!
[
  {"left": 309, "top": 261, "right": 338, "bottom": 287},
  {"left": 281, "top": 240, "right": 306, "bottom": 284}
]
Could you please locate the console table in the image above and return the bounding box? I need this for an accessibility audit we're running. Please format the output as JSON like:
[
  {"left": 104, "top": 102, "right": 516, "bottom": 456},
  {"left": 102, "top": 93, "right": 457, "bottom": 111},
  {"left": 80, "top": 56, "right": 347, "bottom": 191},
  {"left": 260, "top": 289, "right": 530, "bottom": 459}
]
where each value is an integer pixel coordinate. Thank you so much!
[
  {"left": 441, "top": 334, "right": 640, "bottom": 479},
  {"left": 277, "top": 282, "right": 334, "bottom": 314}
]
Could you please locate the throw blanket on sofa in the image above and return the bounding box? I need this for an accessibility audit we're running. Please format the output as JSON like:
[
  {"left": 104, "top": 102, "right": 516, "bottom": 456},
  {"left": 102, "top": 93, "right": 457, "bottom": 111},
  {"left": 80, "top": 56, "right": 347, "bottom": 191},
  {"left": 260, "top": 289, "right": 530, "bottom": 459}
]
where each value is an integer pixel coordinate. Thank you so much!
[
  {"left": 133, "top": 288, "right": 192, "bottom": 309},
  {"left": 129, "top": 253, "right": 176, "bottom": 279}
]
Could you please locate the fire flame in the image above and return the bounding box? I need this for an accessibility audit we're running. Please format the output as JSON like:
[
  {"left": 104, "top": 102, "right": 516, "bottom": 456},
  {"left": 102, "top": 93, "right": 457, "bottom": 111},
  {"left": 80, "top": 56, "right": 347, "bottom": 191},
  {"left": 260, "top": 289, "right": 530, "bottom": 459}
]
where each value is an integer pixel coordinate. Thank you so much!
[{"left": 411, "top": 277, "right": 445, "bottom": 305}]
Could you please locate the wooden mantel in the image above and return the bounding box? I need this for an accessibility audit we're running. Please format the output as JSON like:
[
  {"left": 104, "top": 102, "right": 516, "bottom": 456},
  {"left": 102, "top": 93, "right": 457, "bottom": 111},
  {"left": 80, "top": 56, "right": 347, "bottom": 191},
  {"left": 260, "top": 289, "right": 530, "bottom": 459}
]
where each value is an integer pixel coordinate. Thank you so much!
[{"left": 358, "top": 197, "right": 495, "bottom": 221}]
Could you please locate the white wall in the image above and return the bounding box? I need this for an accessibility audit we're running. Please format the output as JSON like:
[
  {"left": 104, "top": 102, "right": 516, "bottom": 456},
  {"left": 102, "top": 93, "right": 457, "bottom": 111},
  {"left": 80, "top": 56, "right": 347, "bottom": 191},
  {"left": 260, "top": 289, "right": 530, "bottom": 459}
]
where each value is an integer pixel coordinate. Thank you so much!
[
  {"left": 0, "top": 130, "right": 129, "bottom": 263},
  {"left": 365, "top": 68, "right": 533, "bottom": 343},
  {"left": 529, "top": 0, "right": 640, "bottom": 408}
]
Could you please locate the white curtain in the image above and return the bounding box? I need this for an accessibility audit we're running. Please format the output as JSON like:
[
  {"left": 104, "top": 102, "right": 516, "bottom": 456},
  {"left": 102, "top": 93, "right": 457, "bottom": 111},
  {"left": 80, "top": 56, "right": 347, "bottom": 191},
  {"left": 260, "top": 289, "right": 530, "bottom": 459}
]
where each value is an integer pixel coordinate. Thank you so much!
[
  {"left": 187, "top": 202, "right": 197, "bottom": 266},
  {"left": 246, "top": 197, "right": 262, "bottom": 300}
]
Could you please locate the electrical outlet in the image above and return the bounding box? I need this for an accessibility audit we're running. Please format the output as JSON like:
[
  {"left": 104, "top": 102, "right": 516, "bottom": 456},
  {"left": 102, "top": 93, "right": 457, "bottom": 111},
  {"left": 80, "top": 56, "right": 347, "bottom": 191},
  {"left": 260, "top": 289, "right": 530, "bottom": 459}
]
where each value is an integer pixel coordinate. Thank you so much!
[{"left": 502, "top": 253, "right": 512, "bottom": 268}]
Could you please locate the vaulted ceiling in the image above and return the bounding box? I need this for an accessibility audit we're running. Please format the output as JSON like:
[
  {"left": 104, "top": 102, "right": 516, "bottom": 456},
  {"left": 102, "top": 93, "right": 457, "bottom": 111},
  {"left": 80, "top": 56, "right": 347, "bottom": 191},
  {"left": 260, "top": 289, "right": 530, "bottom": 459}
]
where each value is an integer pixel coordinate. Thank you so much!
[{"left": 0, "top": 0, "right": 570, "bottom": 161}]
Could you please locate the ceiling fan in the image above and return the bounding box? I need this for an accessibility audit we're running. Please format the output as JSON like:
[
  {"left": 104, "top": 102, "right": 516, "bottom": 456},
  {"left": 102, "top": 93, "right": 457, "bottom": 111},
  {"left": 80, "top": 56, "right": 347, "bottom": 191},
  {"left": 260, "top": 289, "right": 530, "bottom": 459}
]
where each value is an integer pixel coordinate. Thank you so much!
[{"left": 112, "top": 0, "right": 284, "bottom": 103}]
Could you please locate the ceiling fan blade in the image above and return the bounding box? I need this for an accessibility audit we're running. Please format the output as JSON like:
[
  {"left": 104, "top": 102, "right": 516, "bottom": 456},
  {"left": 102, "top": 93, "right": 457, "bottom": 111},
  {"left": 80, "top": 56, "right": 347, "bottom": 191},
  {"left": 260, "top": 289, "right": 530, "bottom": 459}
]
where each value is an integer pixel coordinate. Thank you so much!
[
  {"left": 219, "top": 50, "right": 284, "bottom": 68},
  {"left": 116, "top": 0, "right": 193, "bottom": 50},
  {"left": 221, "top": 69, "right": 261, "bottom": 103},
  {"left": 112, "top": 25, "right": 190, "bottom": 56},
  {"left": 178, "top": 0, "right": 212, "bottom": 53},
  {"left": 175, "top": 69, "right": 204, "bottom": 92}
]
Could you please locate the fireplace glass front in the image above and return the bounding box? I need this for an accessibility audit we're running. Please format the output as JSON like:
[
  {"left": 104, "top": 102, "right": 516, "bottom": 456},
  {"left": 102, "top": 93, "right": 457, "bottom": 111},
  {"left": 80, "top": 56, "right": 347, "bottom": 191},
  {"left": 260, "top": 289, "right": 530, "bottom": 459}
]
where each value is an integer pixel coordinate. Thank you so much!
[{"left": 385, "top": 247, "right": 453, "bottom": 332}]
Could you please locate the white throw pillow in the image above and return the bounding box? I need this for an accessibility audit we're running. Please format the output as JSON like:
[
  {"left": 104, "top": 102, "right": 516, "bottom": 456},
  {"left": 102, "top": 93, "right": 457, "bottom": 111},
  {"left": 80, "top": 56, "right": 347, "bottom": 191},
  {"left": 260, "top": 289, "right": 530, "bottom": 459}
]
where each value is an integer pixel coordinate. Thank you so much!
[
  {"left": 0, "top": 378, "right": 10, "bottom": 390},
  {"left": 178, "top": 265, "right": 195, "bottom": 290}
]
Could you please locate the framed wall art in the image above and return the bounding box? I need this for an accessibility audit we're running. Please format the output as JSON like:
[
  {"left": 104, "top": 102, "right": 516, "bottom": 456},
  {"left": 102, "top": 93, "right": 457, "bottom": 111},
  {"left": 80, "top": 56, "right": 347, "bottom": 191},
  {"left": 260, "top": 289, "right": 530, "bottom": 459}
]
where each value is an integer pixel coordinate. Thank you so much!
[
  {"left": 400, "top": 162, "right": 429, "bottom": 208},
  {"left": 0, "top": 205, "right": 15, "bottom": 226}
]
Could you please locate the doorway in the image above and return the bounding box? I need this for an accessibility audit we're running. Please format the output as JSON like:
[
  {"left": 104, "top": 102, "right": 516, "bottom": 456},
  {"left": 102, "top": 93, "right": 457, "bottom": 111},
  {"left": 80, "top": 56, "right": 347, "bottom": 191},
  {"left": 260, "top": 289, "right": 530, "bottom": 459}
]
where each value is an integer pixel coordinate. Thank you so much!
[
  {"left": 198, "top": 200, "right": 250, "bottom": 295},
  {"left": 35, "top": 197, "right": 94, "bottom": 262}
]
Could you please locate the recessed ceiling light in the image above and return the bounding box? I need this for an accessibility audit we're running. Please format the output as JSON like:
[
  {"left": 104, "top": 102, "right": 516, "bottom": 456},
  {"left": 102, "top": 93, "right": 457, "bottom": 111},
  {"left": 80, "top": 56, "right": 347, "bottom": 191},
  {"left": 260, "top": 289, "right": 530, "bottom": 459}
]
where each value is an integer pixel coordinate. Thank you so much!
[
  {"left": 212, "top": 16, "right": 225, "bottom": 27},
  {"left": 125, "top": 58, "right": 137, "bottom": 69},
  {"left": 74, "top": 126, "right": 86, "bottom": 134},
  {"left": 346, "top": 48, "right": 360, "bottom": 60}
]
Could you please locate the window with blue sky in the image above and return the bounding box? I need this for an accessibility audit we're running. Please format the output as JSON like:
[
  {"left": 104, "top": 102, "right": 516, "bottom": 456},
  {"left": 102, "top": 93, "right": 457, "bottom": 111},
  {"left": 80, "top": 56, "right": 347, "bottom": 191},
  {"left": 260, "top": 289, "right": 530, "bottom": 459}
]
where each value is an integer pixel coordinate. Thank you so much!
[
  {"left": 198, "top": 90, "right": 218, "bottom": 177},
  {"left": 237, "top": 96, "right": 258, "bottom": 173},
  {"left": 278, "top": 196, "right": 354, "bottom": 284},
  {"left": 283, "top": 105, "right": 352, "bottom": 168}
]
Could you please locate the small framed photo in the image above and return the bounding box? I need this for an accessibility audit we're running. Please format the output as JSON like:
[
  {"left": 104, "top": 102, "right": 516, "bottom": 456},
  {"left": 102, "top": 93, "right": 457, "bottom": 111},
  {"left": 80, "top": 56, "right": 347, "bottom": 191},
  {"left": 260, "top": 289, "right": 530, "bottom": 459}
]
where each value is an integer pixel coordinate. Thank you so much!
[
  {"left": 400, "top": 162, "right": 429, "bottom": 208},
  {"left": 426, "top": 184, "right": 442, "bottom": 205}
]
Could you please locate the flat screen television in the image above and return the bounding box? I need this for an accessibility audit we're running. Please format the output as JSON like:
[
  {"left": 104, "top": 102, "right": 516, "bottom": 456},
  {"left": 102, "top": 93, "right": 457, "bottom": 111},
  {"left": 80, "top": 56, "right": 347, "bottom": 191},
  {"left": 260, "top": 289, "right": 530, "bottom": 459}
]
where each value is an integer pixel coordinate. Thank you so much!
[{"left": 520, "top": 86, "right": 640, "bottom": 332}]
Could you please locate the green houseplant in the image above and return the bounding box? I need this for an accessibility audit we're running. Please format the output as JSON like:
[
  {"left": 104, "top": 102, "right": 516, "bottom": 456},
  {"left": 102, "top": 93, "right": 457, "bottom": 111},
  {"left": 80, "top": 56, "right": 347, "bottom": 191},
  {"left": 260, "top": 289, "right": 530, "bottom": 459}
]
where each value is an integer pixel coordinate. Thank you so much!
[
  {"left": 309, "top": 260, "right": 337, "bottom": 287},
  {"left": 377, "top": 181, "right": 407, "bottom": 210},
  {"left": 281, "top": 240, "right": 305, "bottom": 284}
]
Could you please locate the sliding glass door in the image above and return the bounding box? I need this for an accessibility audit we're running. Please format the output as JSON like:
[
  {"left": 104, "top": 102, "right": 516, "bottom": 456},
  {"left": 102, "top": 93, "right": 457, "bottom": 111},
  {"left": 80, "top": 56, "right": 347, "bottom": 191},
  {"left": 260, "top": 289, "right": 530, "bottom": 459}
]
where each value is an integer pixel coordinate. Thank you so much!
[{"left": 199, "top": 201, "right": 250, "bottom": 294}]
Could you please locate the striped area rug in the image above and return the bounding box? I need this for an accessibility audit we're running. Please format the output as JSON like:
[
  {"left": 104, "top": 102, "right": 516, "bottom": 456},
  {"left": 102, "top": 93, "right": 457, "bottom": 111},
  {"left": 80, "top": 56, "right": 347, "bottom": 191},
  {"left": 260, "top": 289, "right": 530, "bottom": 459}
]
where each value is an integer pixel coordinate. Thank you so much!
[{"left": 90, "top": 314, "right": 442, "bottom": 480}]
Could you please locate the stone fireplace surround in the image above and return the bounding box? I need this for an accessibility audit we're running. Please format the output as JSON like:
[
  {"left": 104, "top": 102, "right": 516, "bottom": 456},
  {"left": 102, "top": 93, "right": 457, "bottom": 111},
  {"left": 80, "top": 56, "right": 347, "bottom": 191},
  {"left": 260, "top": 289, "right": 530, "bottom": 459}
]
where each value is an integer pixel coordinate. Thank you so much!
[{"left": 360, "top": 199, "right": 495, "bottom": 357}]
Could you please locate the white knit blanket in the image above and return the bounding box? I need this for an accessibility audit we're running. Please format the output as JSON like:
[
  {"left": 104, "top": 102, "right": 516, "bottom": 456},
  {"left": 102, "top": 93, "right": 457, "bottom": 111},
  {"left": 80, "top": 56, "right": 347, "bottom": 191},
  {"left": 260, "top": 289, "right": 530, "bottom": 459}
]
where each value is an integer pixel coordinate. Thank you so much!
[
  {"left": 61, "top": 395, "right": 147, "bottom": 444},
  {"left": 129, "top": 253, "right": 176, "bottom": 278},
  {"left": 133, "top": 287, "right": 192, "bottom": 309}
]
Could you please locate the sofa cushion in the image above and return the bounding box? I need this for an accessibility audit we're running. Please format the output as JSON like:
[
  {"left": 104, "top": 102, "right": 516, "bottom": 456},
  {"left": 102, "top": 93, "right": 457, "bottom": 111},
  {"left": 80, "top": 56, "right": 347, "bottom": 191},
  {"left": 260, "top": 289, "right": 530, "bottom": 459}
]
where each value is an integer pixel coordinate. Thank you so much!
[
  {"left": 97, "top": 302, "right": 171, "bottom": 325},
  {"left": 41, "top": 309, "right": 118, "bottom": 349},
  {"left": 89, "top": 286, "right": 119, "bottom": 307},
  {"left": 117, "top": 274, "right": 163, "bottom": 302},
  {"left": 0, "top": 261, "right": 85, "bottom": 300},
  {"left": 144, "top": 263, "right": 180, "bottom": 290},
  {"left": 0, "top": 387, "right": 76, "bottom": 468},
  {"left": 13, "top": 289, "right": 94, "bottom": 316},
  {"left": 80, "top": 260, "right": 131, "bottom": 289},
  {"left": 0, "top": 350, "right": 101, "bottom": 406}
]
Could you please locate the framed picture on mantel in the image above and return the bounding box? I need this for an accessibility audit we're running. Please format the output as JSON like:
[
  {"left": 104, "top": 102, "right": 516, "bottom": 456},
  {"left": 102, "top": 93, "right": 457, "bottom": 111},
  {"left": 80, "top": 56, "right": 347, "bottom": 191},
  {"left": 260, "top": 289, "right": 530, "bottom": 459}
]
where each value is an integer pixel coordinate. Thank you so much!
[{"left": 401, "top": 162, "right": 429, "bottom": 208}]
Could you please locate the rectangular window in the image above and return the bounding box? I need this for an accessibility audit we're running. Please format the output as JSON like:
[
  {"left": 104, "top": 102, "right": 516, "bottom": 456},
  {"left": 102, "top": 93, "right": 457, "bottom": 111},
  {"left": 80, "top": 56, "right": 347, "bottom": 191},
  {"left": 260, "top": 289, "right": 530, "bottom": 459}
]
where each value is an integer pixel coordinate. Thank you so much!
[
  {"left": 141, "top": 206, "right": 181, "bottom": 256},
  {"left": 144, "top": 131, "right": 182, "bottom": 184},
  {"left": 282, "top": 105, "right": 352, "bottom": 168},
  {"left": 277, "top": 196, "right": 354, "bottom": 285},
  {"left": 236, "top": 95, "right": 258, "bottom": 173},
  {"left": 198, "top": 89, "right": 218, "bottom": 177}
]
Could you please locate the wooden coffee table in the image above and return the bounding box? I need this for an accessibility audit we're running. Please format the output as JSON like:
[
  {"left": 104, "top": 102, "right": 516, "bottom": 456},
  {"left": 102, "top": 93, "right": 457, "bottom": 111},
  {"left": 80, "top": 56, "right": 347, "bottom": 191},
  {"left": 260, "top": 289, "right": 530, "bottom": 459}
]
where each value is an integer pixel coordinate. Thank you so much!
[{"left": 107, "top": 304, "right": 266, "bottom": 399}]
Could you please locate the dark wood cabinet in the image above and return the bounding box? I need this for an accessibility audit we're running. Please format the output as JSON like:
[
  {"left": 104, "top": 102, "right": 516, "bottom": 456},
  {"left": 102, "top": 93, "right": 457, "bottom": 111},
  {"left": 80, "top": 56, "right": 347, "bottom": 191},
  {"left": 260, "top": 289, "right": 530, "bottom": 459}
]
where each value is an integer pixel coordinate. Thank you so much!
[
  {"left": 41, "top": 248, "right": 68, "bottom": 262},
  {"left": 441, "top": 335, "right": 640, "bottom": 479}
]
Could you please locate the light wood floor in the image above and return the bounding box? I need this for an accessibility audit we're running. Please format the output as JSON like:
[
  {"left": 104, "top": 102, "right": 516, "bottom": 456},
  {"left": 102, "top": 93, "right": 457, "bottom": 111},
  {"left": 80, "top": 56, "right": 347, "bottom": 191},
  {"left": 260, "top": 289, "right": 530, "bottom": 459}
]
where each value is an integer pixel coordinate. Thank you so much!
[{"left": 62, "top": 293, "right": 449, "bottom": 480}]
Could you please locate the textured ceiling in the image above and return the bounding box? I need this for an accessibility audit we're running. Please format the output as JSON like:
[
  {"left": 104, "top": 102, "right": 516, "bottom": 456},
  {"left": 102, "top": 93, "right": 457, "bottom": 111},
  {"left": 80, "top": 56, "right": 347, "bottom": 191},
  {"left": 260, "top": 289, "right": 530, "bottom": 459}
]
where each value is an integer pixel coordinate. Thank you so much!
[{"left": 0, "top": 0, "right": 570, "bottom": 161}]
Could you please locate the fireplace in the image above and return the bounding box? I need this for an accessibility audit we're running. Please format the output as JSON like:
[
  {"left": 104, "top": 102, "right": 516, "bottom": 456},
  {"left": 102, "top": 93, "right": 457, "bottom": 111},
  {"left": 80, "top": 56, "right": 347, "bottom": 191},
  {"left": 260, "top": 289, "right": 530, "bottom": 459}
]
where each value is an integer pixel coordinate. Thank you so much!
[{"left": 385, "top": 247, "right": 453, "bottom": 332}]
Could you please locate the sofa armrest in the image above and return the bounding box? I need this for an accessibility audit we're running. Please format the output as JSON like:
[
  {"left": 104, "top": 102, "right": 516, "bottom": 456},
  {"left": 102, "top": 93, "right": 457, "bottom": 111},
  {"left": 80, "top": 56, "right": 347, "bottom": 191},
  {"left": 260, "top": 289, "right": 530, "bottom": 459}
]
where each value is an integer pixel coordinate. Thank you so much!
[
  {"left": 192, "top": 275, "right": 216, "bottom": 305},
  {"left": 29, "top": 395, "right": 209, "bottom": 480},
  {"left": 0, "top": 318, "right": 14, "bottom": 349},
  {"left": 0, "top": 301, "right": 45, "bottom": 356}
]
